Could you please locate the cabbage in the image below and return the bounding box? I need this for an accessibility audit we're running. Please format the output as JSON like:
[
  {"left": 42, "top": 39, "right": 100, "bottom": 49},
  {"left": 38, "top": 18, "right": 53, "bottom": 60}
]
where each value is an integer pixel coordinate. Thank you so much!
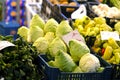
[
  {"left": 79, "top": 53, "right": 100, "bottom": 72},
  {"left": 54, "top": 50, "right": 77, "bottom": 72},
  {"left": 27, "top": 26, "right": 44, "bottom": 42},
  {"left": 33, "top": 37, "right": 48, "bottom": 54},
  {"left": 48, "top": 37, "right": 67, "bottom": 57},
  {"left": 30, "top": 14, "right": 45, "bottom": 29},
  {"left": 44, "top": 32, "right": 55, "bottom": 43},
  {"left": 72, "top": 66, "right": 83, "bottom": 73},
  {"left": 69, "top": 39, "right": 90, "bottom": 62},
  {"left": 48, "top": 60, "right": 56, "bottom": 68},
  {"left": 17, "top": 26, "right": 29, "bottom": 41},
  {"left": 44, "top": 18, "right": 58, "bottom": 34},
  {"left": 56, "top": 20, "right": 73, "bottom": 38}
]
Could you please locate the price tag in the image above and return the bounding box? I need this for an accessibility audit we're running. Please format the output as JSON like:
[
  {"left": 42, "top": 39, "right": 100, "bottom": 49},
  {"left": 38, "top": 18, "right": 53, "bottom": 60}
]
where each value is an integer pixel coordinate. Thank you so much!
[
  {"left": 71, "top": 4, "right": 87, "bottom": 19},
  {"left": 62, "top": 29, "right": 85, "bottom": 46},
  {"left": 100, "top": 31, "right": 120, "bottom": 41},
  {"left": 0, "top": 41, "right": 15, "bottom": 50}
]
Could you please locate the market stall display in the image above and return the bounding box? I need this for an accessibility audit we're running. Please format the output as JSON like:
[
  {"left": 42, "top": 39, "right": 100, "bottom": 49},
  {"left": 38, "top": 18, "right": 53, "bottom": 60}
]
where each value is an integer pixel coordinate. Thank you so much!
[
  {"left": 0, "top": 35, "right": 42, "bottom": 80},
  {"left": 1, "top": 0, "right": 120, "bottom": 80},
  {"left": 16, "top": 13, "right": 113, "bottom": 80},
  {"left": 72, "top": 11, "right": 120, "bottom": 80}
]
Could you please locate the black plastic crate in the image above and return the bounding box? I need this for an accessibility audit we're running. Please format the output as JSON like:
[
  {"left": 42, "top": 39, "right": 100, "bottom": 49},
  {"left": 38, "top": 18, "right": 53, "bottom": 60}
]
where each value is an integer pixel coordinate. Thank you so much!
[
  {"left": 76, "top": 0, "right": 99, "bottom": 4},
  {"left": 40, "top": 0, "right": 78, "bottom": 20},
  {"left": 40, "top": 0, "right": 79, "bottom": 23},
  {"left": 40, "top": 0, "right": 54, "bottom": 19},
  {"left": 52, "top": 3, "right": 99, "bottom": 23},
  {"left": 37, "top": 54, "right": 112, "bottom": 80},
  {"left": 86, "top": 2, "right": 99, "bottom": 17},
  {"left": 41, "top": 0, "right": 98, "bottom": 23},
  {"left": 52, "top": 5, "right": 79, "bottom": 23}
]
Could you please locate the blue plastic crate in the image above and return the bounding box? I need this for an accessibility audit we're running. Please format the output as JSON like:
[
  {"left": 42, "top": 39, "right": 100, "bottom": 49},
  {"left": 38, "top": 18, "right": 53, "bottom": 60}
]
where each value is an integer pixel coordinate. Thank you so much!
[
  {"left": 0, "top": 25, "right": 4, "bottom": 35},
  {"left": 111, "top": 64, "right": 120, "bottom": 80},
  {"left": 37, "top": 54, "right": 113, "bottom": 80},
  {"left": 0, "top": 21, "right": 20, "bottom": 39}
]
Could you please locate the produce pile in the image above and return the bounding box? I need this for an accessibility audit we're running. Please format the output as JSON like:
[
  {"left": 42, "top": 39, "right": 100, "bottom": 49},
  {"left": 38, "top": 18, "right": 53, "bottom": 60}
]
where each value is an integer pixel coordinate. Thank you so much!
[
  {"left": 73, "top": 15, "right": 120, "bottom": 65},
  {"left": 100, "top": 0, "right": 120, "bottom": 9},
  {"left": 0, "top": 35, "right": 42, "bottom": 80},
  {"left": 49, "top": 0, "right": 77, "bottom": 6},
  {"left": 91, "top": 3, "right": 120, "bottom": 18},
  {"left": 18, "top": 14, "right": 104, "bottom": 73}
]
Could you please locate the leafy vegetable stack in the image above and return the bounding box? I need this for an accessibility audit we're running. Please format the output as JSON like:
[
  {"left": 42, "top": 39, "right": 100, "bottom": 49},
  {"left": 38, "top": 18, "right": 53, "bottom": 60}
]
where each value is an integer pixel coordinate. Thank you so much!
[
  {"left": 0, "top": 35, "right": 42, "bottom": 80},
  {"left": 17, "top": 14, "right": 104, "bottom": 73}
]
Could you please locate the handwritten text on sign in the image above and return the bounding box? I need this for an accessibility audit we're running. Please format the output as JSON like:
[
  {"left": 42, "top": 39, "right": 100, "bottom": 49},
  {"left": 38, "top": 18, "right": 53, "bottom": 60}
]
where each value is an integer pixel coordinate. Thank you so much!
[{"left": 62, "top": 30, "right": 85, "bottom": 46}]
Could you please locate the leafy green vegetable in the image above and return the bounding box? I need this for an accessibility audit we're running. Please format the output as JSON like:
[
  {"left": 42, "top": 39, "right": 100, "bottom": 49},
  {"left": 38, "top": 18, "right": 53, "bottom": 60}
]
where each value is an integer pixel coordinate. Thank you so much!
[
  {"left": 96, "top": 67, "right": 105, "bottom": 72},
  {"left": 44, "top": 32, "right": 55, "bottom": 43},
  {"left": 28, "top": 26, "right": 44, "bottom": 43},
  {"left": 69, "top": 39, "right": 90, "bottom": 62},
  {"left": 56, "top": 20, "right": 73, "bottom": 38},
  {"left": 33, "top": 37, "right": 49, "bottom": 54},
  {"left": 0, "top": 36, "right": 42, "bottom": 80},
  {"left": 44, "top": 18, "right": 58, "bottom": 34},
  {"left": 72, "top": 66, "right": 83, "bottom": 73},
  {"left": 17, "top": 26, "right": 29, "bottom": 41},
  {"left": 0, "top": 35, "right": 14, "bottom": 42},
  {"left": 30, "top": 14, "right": 45, "bottom": 29},
  {"left": 54, "top": 50, "right": 77, "bottom": 72},
  {"left": 47, "top": 60, "right": 56, "bottom": 68},
  {"left": 48, "top": 37, "right": 67, "bottom": 57}
]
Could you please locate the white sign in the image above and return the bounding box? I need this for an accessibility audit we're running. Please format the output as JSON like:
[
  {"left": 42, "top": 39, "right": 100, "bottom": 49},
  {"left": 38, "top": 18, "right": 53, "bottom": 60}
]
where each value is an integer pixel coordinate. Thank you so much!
[
  {"left": 0, "top": 41, "right": 15, "bottom": 50},
  {"left": 100, "top": 31, "right": 120, "bottom": 41},
  {"left": 71, "top": 4, "right": 87, "bottom": 19},
  {"left": 62, "top": 29, "right": 85, "bottom": 46}
]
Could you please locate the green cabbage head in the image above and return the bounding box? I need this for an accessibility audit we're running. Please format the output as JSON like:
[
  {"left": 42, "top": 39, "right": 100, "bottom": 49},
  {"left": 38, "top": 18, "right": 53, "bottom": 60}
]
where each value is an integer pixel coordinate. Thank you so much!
[
  {"left": 44, "top": 18, "right": 58, "bottom": 34},
  {"left": 56, "top": 20, "right": 73, "bottom": 38},
  {"left": 17, "top": 26, "right": 29, "bottom": 41},
  {"left": 54, "top": 50, "right": 77, "bottom": 72},
  {"left": 33, "top": 37, "right": 48, "bottom": 54},
  {"left": 48, "top": 37, "right": 67, "bottom": 57},
  {"left": 72, "top": 66, "right": 83, "bottom": 73},
  {"left": 69, "top": 39, "right": 90, "bottom": 62},
  {"left": 28, "top": 26, "right": 44, "bottom": 43},
  {"left": 30, "top": 14, "right": 45, "bottom": 29},
  {"left": 44, "top": 32, "right": 55, "bottom": 43}
]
